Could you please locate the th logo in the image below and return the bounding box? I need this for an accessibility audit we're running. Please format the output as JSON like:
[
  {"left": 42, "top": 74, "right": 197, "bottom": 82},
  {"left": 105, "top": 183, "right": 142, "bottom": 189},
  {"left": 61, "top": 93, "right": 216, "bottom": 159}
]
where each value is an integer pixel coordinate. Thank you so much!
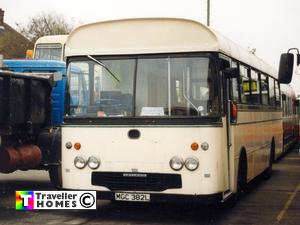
[{"left": 16, "top": 191, "right": 34, "bottom": 210}]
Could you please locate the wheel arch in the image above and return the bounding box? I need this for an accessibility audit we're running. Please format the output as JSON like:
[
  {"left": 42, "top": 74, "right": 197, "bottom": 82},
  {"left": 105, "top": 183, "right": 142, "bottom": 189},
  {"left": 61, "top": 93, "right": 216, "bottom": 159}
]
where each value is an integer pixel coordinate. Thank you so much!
[{"left": 236, "top": 147, "right": 248, "bottom": 190}]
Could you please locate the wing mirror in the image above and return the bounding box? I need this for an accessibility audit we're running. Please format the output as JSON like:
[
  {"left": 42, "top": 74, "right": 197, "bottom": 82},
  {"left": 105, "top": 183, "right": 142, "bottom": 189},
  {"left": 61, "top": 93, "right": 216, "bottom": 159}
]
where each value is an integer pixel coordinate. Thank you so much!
[{"left": 278, "top": 48, "right": 300, "bottom": 84}]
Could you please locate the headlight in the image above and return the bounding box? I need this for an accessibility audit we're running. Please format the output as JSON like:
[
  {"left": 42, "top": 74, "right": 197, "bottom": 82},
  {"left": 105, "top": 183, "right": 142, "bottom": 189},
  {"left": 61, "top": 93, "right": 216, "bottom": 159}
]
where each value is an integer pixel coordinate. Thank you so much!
[
  {"left": 169, "top": 156, "right": 184, "bottom": 171},
  {"left": 88, "top": 156, "right": 100, "bottom": 169},
  {"left": 74, "top": 156, "right": 87, "bottom": 169},
  {"left": 185, "top": 156, "right": 199, "bottom": 171}
]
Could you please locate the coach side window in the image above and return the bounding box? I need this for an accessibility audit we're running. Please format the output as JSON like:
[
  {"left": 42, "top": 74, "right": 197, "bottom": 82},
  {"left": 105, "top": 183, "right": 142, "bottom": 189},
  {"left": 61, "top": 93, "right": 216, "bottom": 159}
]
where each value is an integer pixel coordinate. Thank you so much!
[
  {"left": 282, "top": 94, "right": 286, "bottom": 116},
  {"left": 274, "top": 81, "right": 280, "bottom": 106},
  {"left": 250, "top": 70, "right": 260, "bottom": 104},
  {"left": 293, "top": 99, "right": 297, "bottom": 115},
  {"left": 287, "top": 97, "right": 290, "bottom": 115},
  {"left": 269, "top": 77, "right": 275, "bottom": 106},
  {"left": 240, "top": 65, "right": 251, "bottom": 103},
  {"left": 260, "top": 74, "right": 269, "bottom": 105},
  {"left": 285, "top": 97, "right": 290, "bottom": 116},
  {"left": 230, "top": 61, "right": 240, "bottom": 101}
]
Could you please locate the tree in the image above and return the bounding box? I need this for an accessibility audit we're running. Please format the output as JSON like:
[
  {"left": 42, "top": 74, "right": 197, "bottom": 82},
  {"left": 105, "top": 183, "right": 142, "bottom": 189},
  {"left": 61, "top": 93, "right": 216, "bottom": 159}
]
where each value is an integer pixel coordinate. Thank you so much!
[{"left": 17, "top": 12, "right": 74, "bottom": 43}]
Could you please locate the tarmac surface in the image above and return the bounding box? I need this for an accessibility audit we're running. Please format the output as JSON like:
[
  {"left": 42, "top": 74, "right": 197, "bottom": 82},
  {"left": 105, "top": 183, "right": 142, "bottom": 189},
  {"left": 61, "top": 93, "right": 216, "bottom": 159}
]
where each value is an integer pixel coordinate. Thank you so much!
[{"left": 0, "top": 148, "right": 299, "bottom": 225}]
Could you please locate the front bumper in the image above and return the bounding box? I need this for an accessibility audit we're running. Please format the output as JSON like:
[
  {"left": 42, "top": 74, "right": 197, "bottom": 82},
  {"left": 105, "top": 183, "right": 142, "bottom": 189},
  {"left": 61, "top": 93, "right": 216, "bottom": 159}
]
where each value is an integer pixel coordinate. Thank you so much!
[{"left": 97, "top": 191, "right": 223, "bottom": 204}]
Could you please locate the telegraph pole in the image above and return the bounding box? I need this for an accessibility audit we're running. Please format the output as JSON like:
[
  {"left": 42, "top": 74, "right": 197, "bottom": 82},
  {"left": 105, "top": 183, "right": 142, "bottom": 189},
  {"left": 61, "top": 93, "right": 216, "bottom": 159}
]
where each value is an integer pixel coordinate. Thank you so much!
[{"left": 207, "top": 0, "right": 210, "bottom": 26}]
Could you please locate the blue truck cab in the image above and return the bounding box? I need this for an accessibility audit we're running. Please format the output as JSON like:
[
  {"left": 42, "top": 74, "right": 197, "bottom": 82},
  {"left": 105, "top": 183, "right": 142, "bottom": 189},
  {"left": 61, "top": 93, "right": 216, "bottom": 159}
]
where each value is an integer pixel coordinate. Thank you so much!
[{"left": 3, "top": 59, "right": 67, "bottom": 126}]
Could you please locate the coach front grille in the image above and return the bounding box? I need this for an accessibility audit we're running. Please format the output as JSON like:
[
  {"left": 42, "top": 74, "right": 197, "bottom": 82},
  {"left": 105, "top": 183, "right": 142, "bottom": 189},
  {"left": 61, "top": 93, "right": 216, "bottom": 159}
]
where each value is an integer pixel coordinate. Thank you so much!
[{"left": 91, "top": 172, "right": 182, "bottom": 191}]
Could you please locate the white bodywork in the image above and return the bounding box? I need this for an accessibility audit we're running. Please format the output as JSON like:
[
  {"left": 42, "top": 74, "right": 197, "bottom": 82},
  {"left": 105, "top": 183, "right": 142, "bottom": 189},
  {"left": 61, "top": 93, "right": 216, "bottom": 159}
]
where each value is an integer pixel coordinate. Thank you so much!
[
  {"left": 65, "top": 18, "right": 277, "bottom": 78},
  {"left": 62, "top": 125, "right": 228, "bottom": 194},
  {"left": 62, "top": 18, "right": 280, "bottom": 200}
]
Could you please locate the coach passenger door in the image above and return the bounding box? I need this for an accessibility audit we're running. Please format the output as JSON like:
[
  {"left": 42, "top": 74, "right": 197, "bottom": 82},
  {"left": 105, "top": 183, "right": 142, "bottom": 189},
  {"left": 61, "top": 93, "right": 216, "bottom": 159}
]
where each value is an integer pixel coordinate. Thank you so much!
[{"left": 222, "top": 58, "right": 239, "bottom": 198}]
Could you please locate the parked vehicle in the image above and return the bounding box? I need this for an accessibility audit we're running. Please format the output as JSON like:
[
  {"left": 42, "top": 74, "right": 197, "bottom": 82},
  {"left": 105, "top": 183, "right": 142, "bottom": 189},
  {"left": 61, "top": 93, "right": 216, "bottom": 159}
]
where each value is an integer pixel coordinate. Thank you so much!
[
  {"left": 60, "top": 18, "right": 298, "bottom": 205},
  {"left": 0, "top": 69, "right": 54, "bottom": 173},
  {"left": 33, "top": 35, "right": 68, "bottom": 61},
  {"left": 2, "top": 59, "right": 67, "bottom": 126},
  {"left": 280, "top": 84, "right": 299, "bottom": 156}
]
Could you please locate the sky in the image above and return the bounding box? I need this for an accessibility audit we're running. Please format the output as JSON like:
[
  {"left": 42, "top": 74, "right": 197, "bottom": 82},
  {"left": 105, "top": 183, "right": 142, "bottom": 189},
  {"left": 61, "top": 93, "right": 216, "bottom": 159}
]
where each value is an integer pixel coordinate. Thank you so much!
[{"left": 2, "top": 0, "right": 300, "bottom": 92}]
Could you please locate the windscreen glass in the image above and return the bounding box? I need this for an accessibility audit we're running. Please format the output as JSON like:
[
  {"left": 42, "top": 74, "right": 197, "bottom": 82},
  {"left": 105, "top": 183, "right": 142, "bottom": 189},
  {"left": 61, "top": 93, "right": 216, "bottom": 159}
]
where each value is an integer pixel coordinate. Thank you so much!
[
  {"left": 68, "top": 55, "right": 219, "bottom": 118},
  {"left": 34, "top": 44, "right": 62, "bottom": 60}
]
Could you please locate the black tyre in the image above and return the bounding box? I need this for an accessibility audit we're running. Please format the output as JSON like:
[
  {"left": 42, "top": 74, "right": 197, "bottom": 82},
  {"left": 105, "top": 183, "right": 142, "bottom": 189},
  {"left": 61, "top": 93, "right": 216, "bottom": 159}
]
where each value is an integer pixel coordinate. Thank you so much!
[
  {"left": 237, "top": 152, "right": 248, "bottom": 196},
  {"left": 48, "top": 164, "right": 62, "bottom": 188},
  {"left": 222, "top": 151, "right": 247, "bottom": 208}
]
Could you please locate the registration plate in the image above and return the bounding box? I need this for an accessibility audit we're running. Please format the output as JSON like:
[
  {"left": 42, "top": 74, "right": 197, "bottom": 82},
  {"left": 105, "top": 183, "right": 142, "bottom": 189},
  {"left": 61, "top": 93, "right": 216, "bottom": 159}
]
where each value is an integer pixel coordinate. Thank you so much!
[{"left": 115, "top": 192, "right": 150, "bottom": 202}]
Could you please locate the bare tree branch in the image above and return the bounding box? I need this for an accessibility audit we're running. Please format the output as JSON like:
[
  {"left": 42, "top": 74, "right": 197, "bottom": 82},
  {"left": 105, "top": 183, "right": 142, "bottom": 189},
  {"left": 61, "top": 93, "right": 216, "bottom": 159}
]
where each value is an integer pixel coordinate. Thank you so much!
[{"left": 16, "top": 11, "right": 74, "bottom": 43}]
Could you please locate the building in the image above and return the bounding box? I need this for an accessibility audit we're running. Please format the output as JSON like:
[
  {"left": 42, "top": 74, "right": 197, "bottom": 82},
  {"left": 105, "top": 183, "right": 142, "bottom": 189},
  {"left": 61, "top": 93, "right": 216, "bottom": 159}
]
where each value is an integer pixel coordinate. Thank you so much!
[{"left": 0, "top": 8, "right": 33, "bottom": 59}]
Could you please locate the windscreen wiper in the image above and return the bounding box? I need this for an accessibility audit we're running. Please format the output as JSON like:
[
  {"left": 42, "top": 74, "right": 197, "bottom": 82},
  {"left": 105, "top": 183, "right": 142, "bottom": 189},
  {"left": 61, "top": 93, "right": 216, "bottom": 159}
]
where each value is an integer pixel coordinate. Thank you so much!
[
  {"left": 182, "top": 71, "right": 200, "bottom": 116},
  {"left": 87, "top": 55, "right": 120, "bottom": 82}
]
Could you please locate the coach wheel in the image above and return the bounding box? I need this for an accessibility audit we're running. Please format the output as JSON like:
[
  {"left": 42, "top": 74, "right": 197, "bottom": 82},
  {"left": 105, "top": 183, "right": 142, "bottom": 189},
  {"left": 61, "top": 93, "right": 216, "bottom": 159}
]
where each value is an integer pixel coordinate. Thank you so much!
[
  {"left": 223, "top": 151, "right": 247, "bottom": 208},
  {"left": 237, "top": 151, "right": 248, "bottom": 197}
]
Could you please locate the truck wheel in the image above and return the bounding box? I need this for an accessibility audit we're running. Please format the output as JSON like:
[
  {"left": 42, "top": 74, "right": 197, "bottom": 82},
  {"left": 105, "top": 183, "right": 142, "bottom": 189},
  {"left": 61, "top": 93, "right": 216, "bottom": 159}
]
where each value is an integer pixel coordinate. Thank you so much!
[{"left": 48, "top": 164, "right": 62, "bottom": 188}]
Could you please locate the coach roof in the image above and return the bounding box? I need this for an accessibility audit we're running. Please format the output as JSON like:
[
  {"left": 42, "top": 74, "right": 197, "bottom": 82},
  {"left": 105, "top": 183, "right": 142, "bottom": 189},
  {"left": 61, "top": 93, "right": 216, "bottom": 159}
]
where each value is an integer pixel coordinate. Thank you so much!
[
  {"left": 65, "top": 18, "right": 277, "bottom": 78},
  {"left": 35, "top": 35, "right": 68, "bottom": 45}
]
